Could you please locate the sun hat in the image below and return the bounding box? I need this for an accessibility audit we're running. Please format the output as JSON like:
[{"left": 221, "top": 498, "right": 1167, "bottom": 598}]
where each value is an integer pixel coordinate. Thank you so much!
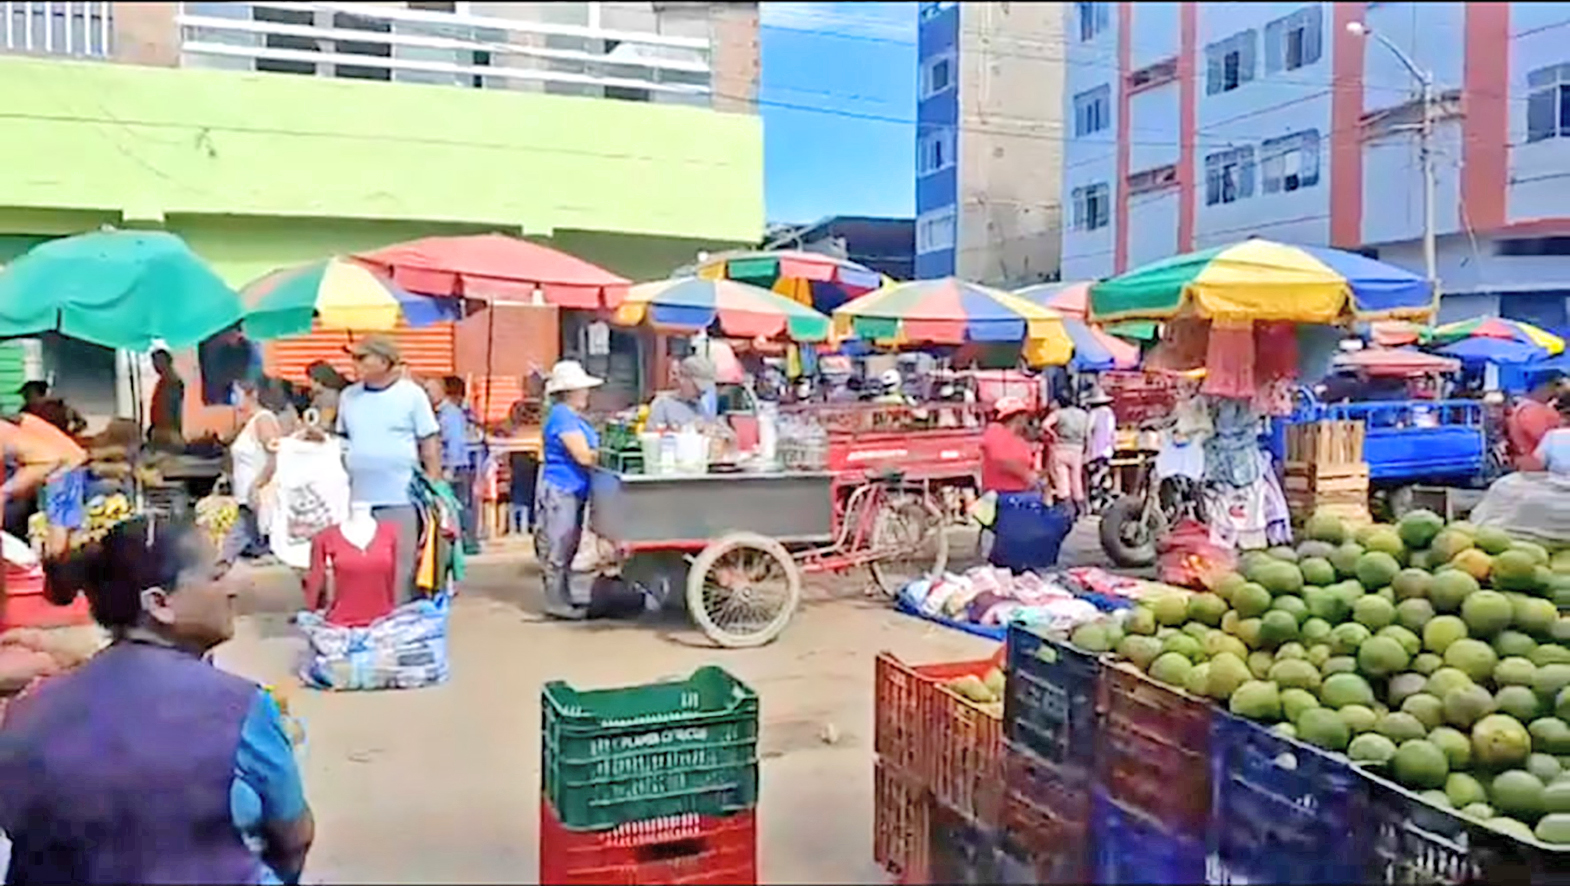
[
  {"left": 1085, "top": 387, "right": 1114, "bottom": 406},
  {"left": 544, "top": 360, "right": 604, "bottom": 395},
  {"left": 348, "top": 334, "right": 402, "bottom": 364},
  {"left": 678, "top": 354, "right": 717, "bottom": 391},
  {"left": 994, "top": 396, "right": 1030, "bottom": 420}
]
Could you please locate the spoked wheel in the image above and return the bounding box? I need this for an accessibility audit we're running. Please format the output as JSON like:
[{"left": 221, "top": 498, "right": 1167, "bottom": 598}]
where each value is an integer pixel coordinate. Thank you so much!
[
  {"left": 868, "top": 495, "right": 951, "bottom": 598},
  {"left": 686, "top": 532, "right": 802, "bottom": 648}
]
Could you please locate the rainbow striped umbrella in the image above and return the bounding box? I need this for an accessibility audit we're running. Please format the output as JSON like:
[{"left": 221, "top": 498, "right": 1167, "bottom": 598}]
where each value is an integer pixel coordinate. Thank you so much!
[
  {"left": 1014, "top": 282, "right": 1140, "bottom": 369},
  {"left": 832, "top": 277, "right": 1074, "bottom": 364},
  {"left": 1422, "top": 316, "right": 1564, "bottom": 356},
  {"left": 241, "top": 256, "right": 465, "bottom": 340},
  {"left": 613, "top": 277, "right": 832, "bottom": 342},
  {"left": 1090, "top": 238, "right": 1435, "bottom": 323},
  {"left": 686, "top": 250, "right": 891, "bottom": 313}
]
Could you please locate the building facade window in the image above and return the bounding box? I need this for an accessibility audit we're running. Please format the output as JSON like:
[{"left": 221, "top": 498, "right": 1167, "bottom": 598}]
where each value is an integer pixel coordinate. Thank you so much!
[
  {"left": 1265, "top": 5, "right": 1323, "bottom": 74},
  {"left": 1128, "top": 164, "right": 1179, "bottom": 195},
  {"left": 2, "top": 0, "right": 112, "bottom": 57},
  {"left": 1205, "top": 146, "right": 1256, "bottom": 205},
  {"left": 1261, "top": 129, "right": 1320, "bottom": 193},
  {"left": 1072, "top": 183, "right": 1111, "bottom": 231},
  {"left": 916, "top": 207, "right": 958, "bottom": 254},
  {"left": 1205, "top": 30, "right": 1257, "bottom": 95},
  {"left": 1073, "top": 85, "right": 1112, "bottom": 137},
  {"left": 917, "top": 127, "right": 956, "bottom": 176},
  {"left": 919, "top": 1, "right": 956, "bottom": 22},
  {"left": 1527, "top": 63, "right": 1570, "bottom": 144},
  {"left": 1076, "top": 2, "right": 1109, "bottom": 42},
  {"left": 922, "top": 51, "right": 955, "bottom": 99}
]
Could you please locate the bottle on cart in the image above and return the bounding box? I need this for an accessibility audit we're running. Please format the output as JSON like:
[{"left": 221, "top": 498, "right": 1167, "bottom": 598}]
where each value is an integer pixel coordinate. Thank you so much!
[{"left": 658, "top": 426, "right": 678, "bottom": 476}]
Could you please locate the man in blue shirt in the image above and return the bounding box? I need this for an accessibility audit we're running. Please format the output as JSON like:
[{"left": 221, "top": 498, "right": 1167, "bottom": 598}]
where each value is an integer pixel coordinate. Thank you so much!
[
  {"left": 424, "top": 375, "right": 481, "bottom": 556},
  {"left": 336, "top": 335, "right": 442, "bottom": 603}
]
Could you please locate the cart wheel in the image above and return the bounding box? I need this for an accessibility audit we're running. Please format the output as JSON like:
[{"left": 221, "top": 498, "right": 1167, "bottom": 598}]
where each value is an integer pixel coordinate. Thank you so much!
[
  {"left": 868, "top": 496, "right": 950, "bottom": 599},
  {"left": 686, "top": 532, "right": 802, "bottom": 649}
]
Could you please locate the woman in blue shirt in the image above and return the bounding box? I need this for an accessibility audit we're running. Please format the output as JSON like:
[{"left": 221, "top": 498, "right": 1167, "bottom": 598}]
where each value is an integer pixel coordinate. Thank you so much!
[
  {"left": 534, "top": 361, "right": 603, "bottom": 620},
  {"left": 0, "top": 514, "right": 314, "bottom": 884}
]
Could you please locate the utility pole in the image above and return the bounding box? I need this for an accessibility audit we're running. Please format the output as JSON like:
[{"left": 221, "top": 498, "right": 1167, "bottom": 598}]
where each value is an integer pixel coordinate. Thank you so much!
[{"left": 1347, "top": 21, "right": 1439, "bottom": 296}]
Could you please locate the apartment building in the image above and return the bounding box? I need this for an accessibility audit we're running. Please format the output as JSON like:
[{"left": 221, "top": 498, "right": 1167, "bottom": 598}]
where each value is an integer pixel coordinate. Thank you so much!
[
  {"left": 914, "top": 1, "right": 1065, "bottom": 286},
  {"left": 0, "top": 1, "right": 762, "bottom": 421},
  {"left": 1062, "top": 1, "right": 1570, "bottom": 334}
]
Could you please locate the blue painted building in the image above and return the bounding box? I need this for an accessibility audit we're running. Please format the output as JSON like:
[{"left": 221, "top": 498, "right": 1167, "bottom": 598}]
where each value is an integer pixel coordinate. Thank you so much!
[
  {"left": 915, "top": 2, "right": 1064, "bottom": 285},
  {"left": 1062, "top": 1, "right": 1570, "bottom": 337}
]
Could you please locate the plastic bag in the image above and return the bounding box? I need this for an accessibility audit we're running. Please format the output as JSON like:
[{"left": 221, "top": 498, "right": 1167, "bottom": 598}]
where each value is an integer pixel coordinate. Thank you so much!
[
  {"left": 1470, "top": 472, "right": 1570, "bottom": 548},
  {"left": 296, "top": 593, "right": 451, "bottom": 691},
  {"left": 1158, "top": 518, "right": 1238, "bottom": 589}
]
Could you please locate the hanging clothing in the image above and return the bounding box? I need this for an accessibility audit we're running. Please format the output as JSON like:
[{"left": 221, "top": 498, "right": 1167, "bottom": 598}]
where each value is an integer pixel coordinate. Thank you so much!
[
  {"left": 267, "top": 435, "right": 351, "bottom": 570},
  {"left": 1202, "top": 322, "right": 1257, "bottom": 399},
  {"left": 304, "top": 522, "right": 400, "bottom": 628},
  {"left": 410, "top": 472, "right": 465, "bottom": 594}
]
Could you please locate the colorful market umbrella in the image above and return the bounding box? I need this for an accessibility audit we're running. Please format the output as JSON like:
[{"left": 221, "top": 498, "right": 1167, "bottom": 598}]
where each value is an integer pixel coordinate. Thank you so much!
[
  {"left": 1333, "top": 347, "right": 1460, "bottom": 378},
  {"left": 1089, "top": 238, "right": 1435, "bottom": 324},
  {"left": 832, "top": 277, "right": 1074, "bottom": 365},
  {"left": 684, "top": 250, "right": 890, "bottom": 313},
  {"left": 1015, "top": 282, "right": 1140, "bottom": 369},
  {"left": 355, "top": 234, "right": 630, "bottom": 308},
  {"left": 1015, "top": 280, "right": 1093, "bottom": 317},
  {"left": 0, "top": 230, "right": 244, "bottom": 350},
  {"left": 612, "top": 277, "right": 832, "bottom": 342},
  {"left": 240, "top": 257, "right": 466, "bottom": 340},
  {"left": 1437, "top": 337, "right": 1550, "bottom": 366},
  {"left": 1368, "top": 320, "right": 1427, "bottom": 347},
  {"left": 1423, "top": 316, "right": 1565, "bottom": 355}
]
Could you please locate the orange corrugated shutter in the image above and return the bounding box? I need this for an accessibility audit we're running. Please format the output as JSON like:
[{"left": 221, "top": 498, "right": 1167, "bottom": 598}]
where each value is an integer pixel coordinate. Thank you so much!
[{"left": 263, "top": 319, "right": 456, "bottom": 383}]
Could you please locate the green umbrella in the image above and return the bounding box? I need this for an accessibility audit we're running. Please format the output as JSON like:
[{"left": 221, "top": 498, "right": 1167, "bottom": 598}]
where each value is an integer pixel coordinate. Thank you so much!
[{"left": 0, "top": 230, "right": 244, "bottom": 350}]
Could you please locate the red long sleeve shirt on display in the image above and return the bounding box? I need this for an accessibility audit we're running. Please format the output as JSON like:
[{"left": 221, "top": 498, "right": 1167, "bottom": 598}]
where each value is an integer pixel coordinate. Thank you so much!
[{"left": 303, "top": 523, "right": 399, "bottom": 627}]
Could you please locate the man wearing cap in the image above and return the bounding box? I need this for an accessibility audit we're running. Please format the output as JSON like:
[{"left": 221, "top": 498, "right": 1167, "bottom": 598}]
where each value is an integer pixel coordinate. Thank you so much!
[
  {"left": 336, "top": 335, "right": 442, "bottom": 602},
  {"left": 646, "top": 354, "right": 720, "bottom": 430}
]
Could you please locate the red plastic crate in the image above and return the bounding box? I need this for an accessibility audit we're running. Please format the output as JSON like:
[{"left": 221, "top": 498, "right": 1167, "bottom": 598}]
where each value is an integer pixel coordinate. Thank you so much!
[
  {"left": 998, "top": 740, "right": 1090, "bottom": 885},
  {"left": 873, "top": 647, "right": 1005, "bottom": 824},
  {"left": 1095, "top": 662, "right": 1211, "bottom": 837},
  {"left": 873, "top": 759, "right": 930, "bottom": 885},
  {"left": 539, "top": 799, "right": 756, "bottom": 886},
  {"left": 0, "top": 565, "right": 91, "bottom": 632}
]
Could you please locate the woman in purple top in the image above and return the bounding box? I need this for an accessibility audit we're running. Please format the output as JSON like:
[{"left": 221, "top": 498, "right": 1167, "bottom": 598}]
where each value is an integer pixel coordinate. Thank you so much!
[{"left": 0, "top": 515, "right": 315, "bottom": 884}]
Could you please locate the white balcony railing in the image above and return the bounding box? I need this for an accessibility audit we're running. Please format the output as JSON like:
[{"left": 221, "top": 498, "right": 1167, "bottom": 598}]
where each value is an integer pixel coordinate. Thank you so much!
[
  {"left": 178, "top": 2, "right": 714, "bottom": 103},
  {"left": 2, "top": 1, "right": 112, "bottom": 57}
]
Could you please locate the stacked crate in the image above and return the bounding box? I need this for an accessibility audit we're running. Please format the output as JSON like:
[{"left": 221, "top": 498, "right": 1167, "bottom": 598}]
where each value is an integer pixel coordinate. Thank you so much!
[
  {"left": 539, "top": 667, "right": 759, "bottom": 886},
  {"left": 872, "top": 649, "right": 1006, "bottom": 884},
  {"left": 1284, "top": 420, "right": 1371, "bottom": 525}
]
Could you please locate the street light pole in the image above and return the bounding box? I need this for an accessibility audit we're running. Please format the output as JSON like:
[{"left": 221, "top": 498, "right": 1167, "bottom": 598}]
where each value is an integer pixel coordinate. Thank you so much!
[{"left": 1348, "top": 21, "right": 1439, "bottom": 296}]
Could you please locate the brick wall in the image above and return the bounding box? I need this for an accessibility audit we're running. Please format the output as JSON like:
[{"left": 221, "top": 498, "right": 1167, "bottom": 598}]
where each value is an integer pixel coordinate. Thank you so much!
[{"left": 709, "top": 3, "right": 759, "bottom": 114}]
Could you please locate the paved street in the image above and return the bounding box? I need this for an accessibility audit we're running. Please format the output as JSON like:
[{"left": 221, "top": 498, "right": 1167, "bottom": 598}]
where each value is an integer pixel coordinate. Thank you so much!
[{"left": 214, "top": 520, "right": 1112, "bottom": 884}]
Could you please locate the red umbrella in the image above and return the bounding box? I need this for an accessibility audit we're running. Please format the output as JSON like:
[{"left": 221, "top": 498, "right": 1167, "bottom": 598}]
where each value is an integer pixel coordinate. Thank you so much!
[
  {"left": 354, "top": 233, "right": 630, "bottom": 308},
  {"left": 1333, "top": 347, "right": 1460, "bottom": 378}
]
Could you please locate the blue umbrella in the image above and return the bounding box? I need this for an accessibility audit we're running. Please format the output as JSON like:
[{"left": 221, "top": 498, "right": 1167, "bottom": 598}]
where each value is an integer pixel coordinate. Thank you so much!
[
  {"left": 1437, "top": 337, "right": 1549, "bottom": 365},
  {"left": 1062, "top": 318, "right": 1115, "bottom": 371},
  {"left": 1525, "top": 353, "right": 1570, "bottom": 375}
]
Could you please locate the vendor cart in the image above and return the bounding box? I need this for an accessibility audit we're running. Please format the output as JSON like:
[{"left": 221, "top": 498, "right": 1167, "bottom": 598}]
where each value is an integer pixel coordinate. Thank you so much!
[{"left": 589, "top": 465, "right": 949, "bottom": 648}]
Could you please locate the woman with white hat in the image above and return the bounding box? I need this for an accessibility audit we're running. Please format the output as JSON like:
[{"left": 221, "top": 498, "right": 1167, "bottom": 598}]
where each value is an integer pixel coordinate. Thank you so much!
[{"left": 534, "top": 360, "right": 603, "bottom": 620}]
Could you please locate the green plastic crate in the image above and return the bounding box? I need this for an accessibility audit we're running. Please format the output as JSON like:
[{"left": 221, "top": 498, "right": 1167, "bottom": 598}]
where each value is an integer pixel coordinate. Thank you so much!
[{"left": 542, "top": 665, "right": 760, "bottom": 831}]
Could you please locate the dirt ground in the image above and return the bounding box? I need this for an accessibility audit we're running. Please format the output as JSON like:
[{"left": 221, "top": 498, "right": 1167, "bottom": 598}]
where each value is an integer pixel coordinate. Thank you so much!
[{"left": 209, "top": 521, "right": 1111, "bottom": 885}]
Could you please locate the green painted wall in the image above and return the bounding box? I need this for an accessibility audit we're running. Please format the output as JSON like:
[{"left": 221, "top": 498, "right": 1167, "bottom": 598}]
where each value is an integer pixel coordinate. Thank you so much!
[{"left": 0, "top": 55, "right": 763, "bottom": 243}]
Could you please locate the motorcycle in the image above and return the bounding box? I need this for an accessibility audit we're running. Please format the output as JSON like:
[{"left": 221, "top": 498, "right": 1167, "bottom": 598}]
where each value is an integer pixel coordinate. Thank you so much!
[{"left": 1099, "top": 417, "right": 1209, "bottom": 568}]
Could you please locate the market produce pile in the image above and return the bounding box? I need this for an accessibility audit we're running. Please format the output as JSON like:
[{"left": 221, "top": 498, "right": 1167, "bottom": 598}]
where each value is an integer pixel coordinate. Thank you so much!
[
  {"left": 1067, "top": 509, "right": 1570, "bottom": 845},
  {"left": 944, "top": 665, "right": 1007, "bottom": 718}
]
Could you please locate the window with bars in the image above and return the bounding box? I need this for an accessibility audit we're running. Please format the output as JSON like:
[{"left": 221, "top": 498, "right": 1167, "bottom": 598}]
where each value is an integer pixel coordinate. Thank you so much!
[
  {"left": 916, "top": 207, "right": 957, "bottom": 254},
  {"left": 1073, "top": 85, "right": 1111, "bottom": 137},
  {"left": 1072, "top": 183, "right": 1111, "bottom": 231},
  {"left": 1205, "top": 146, "right": 1256, "bottom": 205},
  {"left": 918, "top": 127, "right": 955, "bottom": 176},
  {"left": 1527, "top": 63, "right": 1570, "bottom": 144},
  {"left": 1261, "top": 129, "right": 1320, "bottom": 193},
  {"left": 1264, "top": 5, "right": 1323, "bottom": 74},
  {"left": 1076, "top": 2, "right": 1109, "bottom": 42},
  {"left": 1, "top": 1, "right": 111, "bottom": 57},
  {"left": 1205, "top": 29, "right": 1257, "bottom": 95}
]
